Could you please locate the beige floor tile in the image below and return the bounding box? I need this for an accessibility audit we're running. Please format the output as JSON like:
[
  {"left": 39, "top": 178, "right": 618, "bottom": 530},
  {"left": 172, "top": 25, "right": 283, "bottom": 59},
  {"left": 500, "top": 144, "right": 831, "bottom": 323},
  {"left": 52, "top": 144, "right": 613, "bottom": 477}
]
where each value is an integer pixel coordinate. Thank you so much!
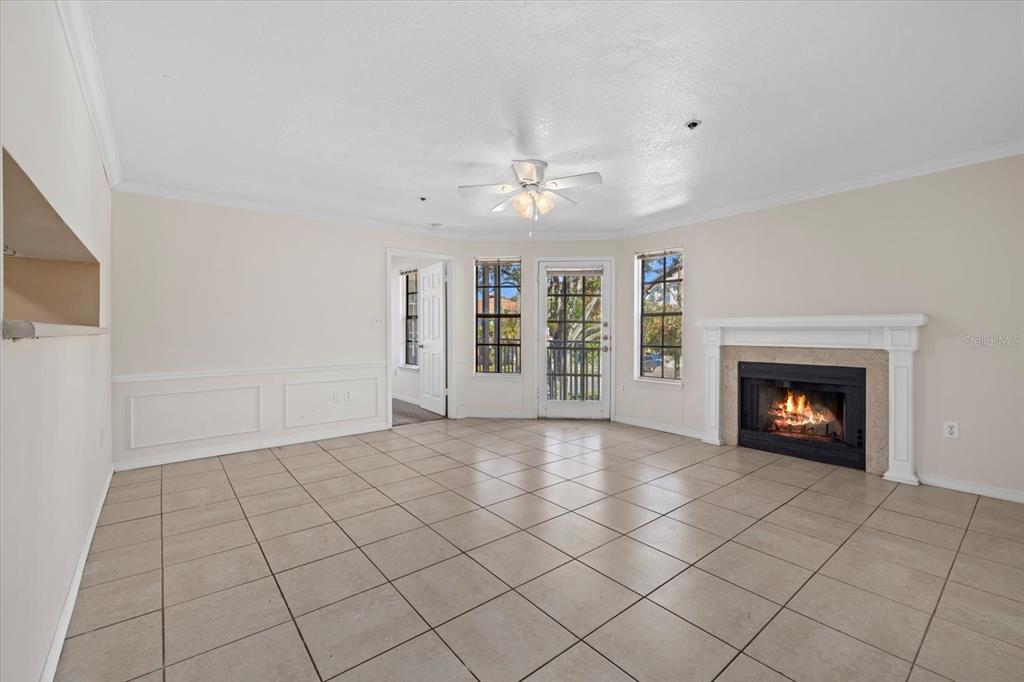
[
  {"left": 629, "top": 516, "right": 726, "bottom": 563},
  {"left": 376, "top": 475, "right": 448, "bottom": 502},
  {"left": 959, "top": 530, "right": 1024, "bottom": 568},
  {"left": 570, "top": 451, "right": 630, "bottom": 470},
  {"left": 845, "top": 526, "right": 955, "bottom": 577},
  {"left": 702, "top": 448, "right": 778, "bottom": 473},
  {"left": 880, "top": 484, "right": 977, "bottom": 528},
  {"left": 67, "top": 570, "right": 162, "bottom": 637},
  {"left": 976, "top": 496, "right": 1024, "bottom": 521},
  {"left": 648, "top": 472, "right": 722, "bottom": 499},
  {"left": 469, "top": 531, "right": 571, "bottom": 587},
  {"left": 696, "top": 542, "right": 811, "bottom": 604},
  {"left": 89, "top": 516, "right": 161, "bottom": 554},
  {"left": 917, "top": 618, "right": 1024, "bottom": 682},
  {"left": 788, "top": 574, "right": 930, "bottom": 660},
  {"left": 752, "top": 462, "right": 831, "bottom": 489},
  {"left": 361, "top": 463, "right": 421, "bottom": 486},
  {"left": 345, "top": 452, "right": 399, "bottom": 472},
  {"left": 163, "top": 519, "right": 255, "bottom": 566},
  {"left": 576, "top": 497, "right": 659, "bottom": 533},
  {"left": 614, "top": 483, "right": 691, "bottom": 513},
  {"left": 669, "top": 499, "right": 757, "bottom": 538},
  {"left": 431, "top": 508, "right": 518, "bottom": 550},
  {"left": 730, "top": 474, "right": 803, "bottom": 502},
  {"left": 677, "top": 463, "right": 746, "bottom": 485},
  {"left": 762, "top": 503, "right": 858, "bottom": 544},
  {"left": 438, "top": 592, "right": 576, "bottom": 682},
  {"left": 395, "top": 555, "right": 507, "bottom": 626},
  {"left": 164, "top": 543, "right": 269, "bottom": 606},
  {"left": 82, "top": 538, "right": 162, "bottom": 587},
  {"left": 520, "top": 561, "right": 639, "bottom": 636},
  {"left": 581, "top": 536, "right": 686, "bottom": 594},
  {"left": 787, "top": 489, "right": 875, "bottom": 523},
  {"left": 163, "top": 458, "right": 223, "bottom": 478},
  {"left": 104, "top": 480, "right": 161, "bottom": 505},
  {"left": 429, "top": 465, "right": 492, "bottom": 488},
  {"left": 162, "top": 469, "right": 230, "bottom": 494},
  {"left": 605, "top": 461, "right": 669, "bottom": 483},
  {"left": 362, "top": 526, "right": 460, "bottom": 579},
  {"left": 969, "top": 510, "right": 1024, "bottom": 543},
  {"left": 734, "top": 520, "right": 838, "bottom": 570},
  {"left": 529, "top": 513, "right": 620, "bottom": 557},
  {"left": 314, "top": 435, "right": 360, "bottom": 450},
  {"left": 573, "top": 471, "right": 642, "bottom": 495},
  {"left": 232, "top": 472, "right": 298, "bottom": 498},
  {"left": 291, "top": 461, "right": 353, "bottom": 484},
  {"left": 507, "top": 449, "right": 562, "bottom": 467},
  {"left": 273, "top": 441, "right": 323, "bottom": 458},
  {"left": 587, "top": 599, "right": 737, "bottom": 682},
  {"left": 820, "top": 545, "right": 945, "bottom": 612},
  {"left": 163, "top": 498, "right": 244, "bottom": 536},
  {"left": 407, "top": 454, "right": 464, "bottom": 475},
  {"left": 388, "top": 444, "right": 444, "bottom": 464},
  {"left": 279, "top": 451, "right": 336, "bottom": 472},
  {"left": 110, "top": 467, "right": 161, "bottom": 487},
  {"left": 302, "top": 473, "right": 371, "bottom": 501},
  {"left": 808, "top": 474, "right": 892, "bottom": 506},
  {"left": 702, "top": 486, "right": 783, "bottom": 518},
  {"left": 487, "top": 493, "right": 565, "bottom": 528},
  {"left": 55, "top": 612, "right": 162, "bottom": 682},
  {"left": 98, "top": 496, "right": 161, "bottom": 526},
  {"left": 338, "top": 505, "right": 424, "bottom": 545},
  {"left": 865, "top": 508, "right": 966, "bottom": 549},
  {"left": 472, "top": 456, "right": 531, "bottom": 477},
  {"left": 525, "top": 642, "right": 633, "bottom": 682},
  {"left": 328, "top": 443, "right": 380, "bottom": 461},
  {"left": 332, "top": 631, "right": 475, "bottom": 682},
  {"left": 320, "top": 488, "right": 393, "bottom": 519},
  {"left": 907, "top": 665, "right": 953, "bottom": 682},
  {"left": 162, "top": 483, "right": 235, "bottom": 513},
  {"left": 225, "top": 459, "right": 287, "bottom": 481},
  {"left": 297, "top": 584, "right": 428, "bottom": 678},
  {"left": 164, "top": 576, "right": 290, "bottom": 664},
  {"left": 401, "top": 490, "right": 480, "bottom": 523},
  {"left": 650, "top": 568, "right": 779, "bottom": 648},
  {"left": 948, "top": 552, "right": 1024, "bottom": 601},
  {"left": 276, "top": 548, "right": 385, "bottom": 615},
  {"left": 237, "top": 486, "right": 313, "bottom": 516},
  {"left": 259, "top": 522, "right": 354, "bottom": 573},
  {"left": 534, "top": 480, "right": 607, "bottom": 509},
  {"left": 220, "top": 448, "right": 275, "bottom": 469},
  {"left": 747, "top": 609, "right": 911, "bottom": 682},
  {"left": 458, "top": 478, "right": 531, "bottom": 506},
  {"left": 716, "top": 654, "right": 789, "bottom": 682},
  {"left": 165, "top": 622, "right": 318, "bottom": 682},
  {"left": 499, "top": 467, "right": 565, "bottom": 492},
  {"left": 935, "top": 581, "right": 1024, "bottom": 648}
]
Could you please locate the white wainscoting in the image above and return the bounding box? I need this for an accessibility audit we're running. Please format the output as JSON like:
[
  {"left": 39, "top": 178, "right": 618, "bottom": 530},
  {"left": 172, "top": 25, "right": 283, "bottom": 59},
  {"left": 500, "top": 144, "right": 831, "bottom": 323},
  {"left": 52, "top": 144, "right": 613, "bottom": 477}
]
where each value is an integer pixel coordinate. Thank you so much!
[{"left": 112, "top": 362, "right": 388, "bottom": 470}]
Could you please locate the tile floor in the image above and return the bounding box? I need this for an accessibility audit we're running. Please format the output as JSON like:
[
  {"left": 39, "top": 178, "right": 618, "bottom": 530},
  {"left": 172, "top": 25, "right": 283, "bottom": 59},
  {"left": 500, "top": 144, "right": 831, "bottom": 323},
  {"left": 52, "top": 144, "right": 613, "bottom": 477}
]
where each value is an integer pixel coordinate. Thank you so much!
[{"left": 56, "top": 418, "right": 1024, "bottom": 682}]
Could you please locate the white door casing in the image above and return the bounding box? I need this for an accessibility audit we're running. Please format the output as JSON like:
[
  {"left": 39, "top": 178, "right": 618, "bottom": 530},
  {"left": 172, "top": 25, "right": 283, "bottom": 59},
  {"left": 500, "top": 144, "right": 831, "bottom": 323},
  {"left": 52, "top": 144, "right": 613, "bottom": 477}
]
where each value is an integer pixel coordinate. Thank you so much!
[
  {"left": 418, "top": 262, "right": 446, "bottom": 415},
  {"left": 537, "top": 259, "right": 613, "bottom": 419}
]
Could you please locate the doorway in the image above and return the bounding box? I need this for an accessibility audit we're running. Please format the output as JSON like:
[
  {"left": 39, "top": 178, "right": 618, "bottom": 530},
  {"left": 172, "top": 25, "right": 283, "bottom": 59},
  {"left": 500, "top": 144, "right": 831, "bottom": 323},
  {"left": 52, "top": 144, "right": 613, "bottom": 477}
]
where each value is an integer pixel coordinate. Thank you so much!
[
  {"left": 537, "top": 259, "right": 614, "bottom": 419},
  {"left": 387, "top": 250, "right": 453, "bottom": 427}
]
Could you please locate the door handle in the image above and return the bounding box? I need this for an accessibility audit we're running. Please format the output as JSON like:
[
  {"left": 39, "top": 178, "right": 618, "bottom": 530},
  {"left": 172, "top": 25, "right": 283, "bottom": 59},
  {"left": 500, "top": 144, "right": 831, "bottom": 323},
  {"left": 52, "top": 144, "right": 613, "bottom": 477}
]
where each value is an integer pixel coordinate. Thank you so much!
[
  {"left": 418, "top": 344, "right": 424, "bottom": 349},
  {"left": 602, "top": 346, "right": 610, "bottom": 352}
]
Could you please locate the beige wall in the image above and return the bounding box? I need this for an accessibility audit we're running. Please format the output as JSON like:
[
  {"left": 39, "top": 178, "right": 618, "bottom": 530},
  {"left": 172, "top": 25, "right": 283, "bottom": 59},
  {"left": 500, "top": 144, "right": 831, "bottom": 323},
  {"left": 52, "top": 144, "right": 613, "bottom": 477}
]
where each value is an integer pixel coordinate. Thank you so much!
[
  {"left": 1, "top": 2, "right": 113, "bottom": 680},
  {"left": 111, "top": 157, "right": 1022, "bottom": 497}
]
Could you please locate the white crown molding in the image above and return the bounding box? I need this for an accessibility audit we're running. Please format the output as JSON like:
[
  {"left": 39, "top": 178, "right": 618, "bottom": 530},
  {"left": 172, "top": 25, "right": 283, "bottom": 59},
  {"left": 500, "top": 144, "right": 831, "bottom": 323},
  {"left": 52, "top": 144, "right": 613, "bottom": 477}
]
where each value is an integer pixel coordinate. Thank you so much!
[
  {"left": 112, "top": 361, "right": 388, "bottom": 384},
  {"left": 55, "top": 0, "right": 123, "bottom": 188},
  {"left": 613, "top": 143, "right": 1024, "bottom": 239}
]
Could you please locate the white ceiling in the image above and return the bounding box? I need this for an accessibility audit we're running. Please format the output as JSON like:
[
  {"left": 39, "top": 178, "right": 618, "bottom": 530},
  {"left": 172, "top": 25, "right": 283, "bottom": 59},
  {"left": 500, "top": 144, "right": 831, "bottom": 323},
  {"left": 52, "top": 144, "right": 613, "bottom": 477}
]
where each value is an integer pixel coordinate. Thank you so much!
[{"left": 86, "top": 1, "right": 1023, "bottom": 239}]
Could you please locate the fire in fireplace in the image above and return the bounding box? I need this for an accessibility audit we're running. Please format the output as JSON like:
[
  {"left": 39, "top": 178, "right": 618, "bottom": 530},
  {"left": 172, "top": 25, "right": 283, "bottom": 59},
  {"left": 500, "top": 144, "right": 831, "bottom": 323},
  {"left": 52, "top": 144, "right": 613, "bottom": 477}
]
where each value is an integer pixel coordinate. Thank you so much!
[{"left": 738, "top": 362, "right": 866, "bottom": 469}]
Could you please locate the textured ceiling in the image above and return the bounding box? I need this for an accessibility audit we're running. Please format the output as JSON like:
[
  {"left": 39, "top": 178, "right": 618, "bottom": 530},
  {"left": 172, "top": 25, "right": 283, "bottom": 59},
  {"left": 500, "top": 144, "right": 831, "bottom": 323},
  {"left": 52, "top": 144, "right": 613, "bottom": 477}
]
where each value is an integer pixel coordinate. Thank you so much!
[{"left": 88, "top": 1, "right": 1024, "bottom": 239}]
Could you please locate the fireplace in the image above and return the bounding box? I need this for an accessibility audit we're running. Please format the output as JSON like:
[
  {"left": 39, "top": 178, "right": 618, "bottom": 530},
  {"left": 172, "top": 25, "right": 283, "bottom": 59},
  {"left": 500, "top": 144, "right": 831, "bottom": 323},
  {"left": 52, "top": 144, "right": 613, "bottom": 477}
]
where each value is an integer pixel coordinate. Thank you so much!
[{"left": 738, "top": 361, "right": 866, "bottom": 469}]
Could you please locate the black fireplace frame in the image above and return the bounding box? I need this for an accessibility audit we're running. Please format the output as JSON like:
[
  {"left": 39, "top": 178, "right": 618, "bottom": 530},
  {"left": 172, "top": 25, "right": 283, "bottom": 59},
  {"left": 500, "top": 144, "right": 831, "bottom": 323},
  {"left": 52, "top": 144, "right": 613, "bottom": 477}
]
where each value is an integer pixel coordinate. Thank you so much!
[{"left": 738, "top": 361, "right": 866, "bottom": 470}]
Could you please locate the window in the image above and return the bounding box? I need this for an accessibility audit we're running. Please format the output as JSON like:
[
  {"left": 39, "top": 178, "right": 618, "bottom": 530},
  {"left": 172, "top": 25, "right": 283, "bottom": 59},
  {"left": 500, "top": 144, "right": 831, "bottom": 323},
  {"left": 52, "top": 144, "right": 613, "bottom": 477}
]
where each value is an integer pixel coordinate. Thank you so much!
[
  {"left": 404, "top": 270, "right": 418, "bottom": 366},
  {"left": 475, "top": 258, "right": 521, "bottom": 373},
  {"left": 638, "top": 251, "right": 683, "bottom": 380}
]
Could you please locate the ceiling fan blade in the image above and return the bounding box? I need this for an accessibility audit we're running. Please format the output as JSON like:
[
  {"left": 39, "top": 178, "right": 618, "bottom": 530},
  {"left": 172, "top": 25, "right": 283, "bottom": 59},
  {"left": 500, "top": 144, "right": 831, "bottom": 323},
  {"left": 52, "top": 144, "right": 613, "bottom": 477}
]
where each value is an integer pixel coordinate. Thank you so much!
[
  {"left": 457, "top": 183, "right": 517, "bottom": 197},
  {"left": 490, "top": 194, "right": 519, "bottom": 212},
  {"left": 543, "top": 189, "right": 577, "bottom": 206},
  {"left": 512, "top": 159, "right": 547, "bottom": 185},
  {"left": 542, "top": 171, "right": 603, "bottom": 190}
]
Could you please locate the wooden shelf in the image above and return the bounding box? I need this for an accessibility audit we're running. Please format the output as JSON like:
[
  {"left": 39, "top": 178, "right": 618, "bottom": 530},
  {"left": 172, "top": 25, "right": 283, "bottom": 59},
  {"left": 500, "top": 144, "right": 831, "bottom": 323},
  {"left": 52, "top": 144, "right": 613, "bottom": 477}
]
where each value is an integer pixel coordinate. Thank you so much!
[{"left": 2, "top": 320, "right": 108, "bottom": 340}]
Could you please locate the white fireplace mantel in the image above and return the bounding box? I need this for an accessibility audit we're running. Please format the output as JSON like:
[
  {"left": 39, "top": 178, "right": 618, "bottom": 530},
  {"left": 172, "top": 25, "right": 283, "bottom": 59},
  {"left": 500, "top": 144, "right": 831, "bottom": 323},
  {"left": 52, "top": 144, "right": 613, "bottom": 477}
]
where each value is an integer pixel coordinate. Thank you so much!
[{"left": 696, "top": 314, "right": 928, "bottom": 485}]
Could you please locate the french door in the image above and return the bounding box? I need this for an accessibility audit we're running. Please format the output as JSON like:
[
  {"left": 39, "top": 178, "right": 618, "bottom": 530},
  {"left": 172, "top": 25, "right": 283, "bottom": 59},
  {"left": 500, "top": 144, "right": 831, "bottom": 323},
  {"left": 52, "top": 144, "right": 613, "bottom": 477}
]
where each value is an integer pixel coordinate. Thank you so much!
[
  {"left": 418, "top": 261, "right": 446, "bottom": 416},
  {"left": 537, "top": 260, "right": 612, "bottom": 419}
]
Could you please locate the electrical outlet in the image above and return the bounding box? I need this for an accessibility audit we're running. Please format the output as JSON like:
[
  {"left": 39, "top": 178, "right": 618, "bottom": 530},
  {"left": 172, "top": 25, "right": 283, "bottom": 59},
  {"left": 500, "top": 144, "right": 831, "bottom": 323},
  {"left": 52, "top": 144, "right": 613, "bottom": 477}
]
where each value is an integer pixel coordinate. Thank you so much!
[
  {"left": 620, "top": 384, "right": 626, "bottom": 392},
  {"left": 344, "top": 390, "right": 352, "bottom": 401},
  {"left": 331, "top": 391, "right": 341, "bottom": 403},
  {"left": 943, "top": 421, "right": 960, "bottom": 439}
]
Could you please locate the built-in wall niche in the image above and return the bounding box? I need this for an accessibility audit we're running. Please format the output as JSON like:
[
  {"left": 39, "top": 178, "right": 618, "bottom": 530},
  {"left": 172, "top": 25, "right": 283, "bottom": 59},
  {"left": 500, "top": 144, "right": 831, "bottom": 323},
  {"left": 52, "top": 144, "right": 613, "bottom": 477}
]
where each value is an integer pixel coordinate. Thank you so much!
[{"left": 2, "top": 148, "right": 102, "bottom": 337}]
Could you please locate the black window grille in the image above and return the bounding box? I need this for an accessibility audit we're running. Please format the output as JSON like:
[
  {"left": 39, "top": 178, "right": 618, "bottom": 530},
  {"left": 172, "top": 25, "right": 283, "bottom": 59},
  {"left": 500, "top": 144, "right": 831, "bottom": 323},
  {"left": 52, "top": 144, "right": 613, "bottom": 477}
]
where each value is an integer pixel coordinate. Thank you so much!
[
  {"left": 638, "top": 252, "right": 683, "bottom": 379},
  {"left": 545, "top": 272, "right": 602, "bottom": 400},
  {"left": 404, "top": 270, "right": 418, "bottom": 366},
  {"left": 475, "top": 259, "right": 521, "bottom": 373}
]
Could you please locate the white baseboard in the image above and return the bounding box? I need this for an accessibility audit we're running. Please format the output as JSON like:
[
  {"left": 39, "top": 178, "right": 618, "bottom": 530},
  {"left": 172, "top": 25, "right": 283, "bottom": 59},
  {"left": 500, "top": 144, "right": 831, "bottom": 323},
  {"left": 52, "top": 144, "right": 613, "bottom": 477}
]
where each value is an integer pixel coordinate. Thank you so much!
[
  {"left": 612, "top": 414, "right": 704, "bottom": 440},
  {"left": 41, "top": 467, "right": 113, "bottom": 682},
  {"left": 114, "top": 419, "right": 388, "bottom": 471},
  {"left": 917, "top": 474, "right": 1024, "bottom": 503},
  {"left": 463, "top": 410, "right": 532, "bottom": 420}
]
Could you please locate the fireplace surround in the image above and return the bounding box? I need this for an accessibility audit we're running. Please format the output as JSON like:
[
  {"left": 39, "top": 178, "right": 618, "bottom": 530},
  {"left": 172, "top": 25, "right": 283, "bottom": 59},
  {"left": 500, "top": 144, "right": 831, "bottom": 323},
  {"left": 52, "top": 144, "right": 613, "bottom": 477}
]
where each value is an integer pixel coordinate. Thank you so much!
[{"left": 738, "top": 361, "right": 866, "bottom": 469}]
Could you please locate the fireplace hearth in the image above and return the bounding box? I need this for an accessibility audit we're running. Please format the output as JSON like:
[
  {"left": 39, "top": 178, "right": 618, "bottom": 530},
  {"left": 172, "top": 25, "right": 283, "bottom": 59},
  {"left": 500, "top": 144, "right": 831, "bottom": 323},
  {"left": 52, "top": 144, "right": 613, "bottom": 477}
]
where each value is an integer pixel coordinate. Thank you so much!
[{"left": 738, "top": 361, "right": 866, "bottom": 469}]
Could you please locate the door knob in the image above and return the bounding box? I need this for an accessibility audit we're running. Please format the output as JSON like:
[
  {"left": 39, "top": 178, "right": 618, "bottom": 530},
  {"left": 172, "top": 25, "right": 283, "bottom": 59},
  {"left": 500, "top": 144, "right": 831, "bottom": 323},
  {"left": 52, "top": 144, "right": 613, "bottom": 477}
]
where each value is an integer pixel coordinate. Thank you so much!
[
  {"left": 418, "top": 343, "right": 424, "bottom": 349},
  {"left": 602, "top": 346, "right": 610, "bottom": 352}
]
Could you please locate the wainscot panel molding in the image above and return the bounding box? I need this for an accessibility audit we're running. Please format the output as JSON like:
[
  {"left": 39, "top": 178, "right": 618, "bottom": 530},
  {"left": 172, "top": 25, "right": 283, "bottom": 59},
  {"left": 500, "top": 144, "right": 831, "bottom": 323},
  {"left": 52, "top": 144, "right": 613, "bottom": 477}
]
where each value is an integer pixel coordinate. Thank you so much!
[{"left": 113, "top": 362, "right": 388, "bottom": 469}]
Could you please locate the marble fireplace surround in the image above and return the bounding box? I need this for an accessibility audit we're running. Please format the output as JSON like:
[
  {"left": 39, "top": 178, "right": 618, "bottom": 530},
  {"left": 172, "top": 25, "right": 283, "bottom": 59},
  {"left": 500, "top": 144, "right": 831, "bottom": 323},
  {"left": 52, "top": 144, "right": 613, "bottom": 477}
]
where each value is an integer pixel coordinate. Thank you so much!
[{"left": 697, "top": 314, "right": 928, "bottom": 485}]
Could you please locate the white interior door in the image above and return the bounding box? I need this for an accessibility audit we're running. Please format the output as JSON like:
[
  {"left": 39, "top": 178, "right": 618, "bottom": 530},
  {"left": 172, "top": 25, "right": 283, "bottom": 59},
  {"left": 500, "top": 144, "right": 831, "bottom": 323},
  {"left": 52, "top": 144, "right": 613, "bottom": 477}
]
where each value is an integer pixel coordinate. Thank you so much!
[
  {"left": 537, "top": 261, "right": 612, "bottom": 419},
  {"left": 418, "top": 262, "right": 446, "bottom": 415}
]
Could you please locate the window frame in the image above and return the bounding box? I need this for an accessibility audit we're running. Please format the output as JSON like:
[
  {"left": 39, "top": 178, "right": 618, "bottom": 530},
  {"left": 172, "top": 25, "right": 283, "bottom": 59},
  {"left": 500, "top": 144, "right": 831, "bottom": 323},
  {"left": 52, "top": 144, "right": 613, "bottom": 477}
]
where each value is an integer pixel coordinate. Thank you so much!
[
  {"left": 634, "top": 249, "right": 684, "bottom": 384},
  {"left": 474, "top": 258, "right": 522, "bottom": 375},
  {"left": 403, "top": 270, "right": 418, "bottom": 367}
]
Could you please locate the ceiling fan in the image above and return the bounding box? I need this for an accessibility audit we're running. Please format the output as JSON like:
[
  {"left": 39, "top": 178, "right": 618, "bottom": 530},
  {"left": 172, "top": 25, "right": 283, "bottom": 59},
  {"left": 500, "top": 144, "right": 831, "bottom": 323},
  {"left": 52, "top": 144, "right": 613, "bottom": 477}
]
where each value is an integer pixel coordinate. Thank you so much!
[{"left": 457, "top": 160, "right": 602, "bottom": 221}]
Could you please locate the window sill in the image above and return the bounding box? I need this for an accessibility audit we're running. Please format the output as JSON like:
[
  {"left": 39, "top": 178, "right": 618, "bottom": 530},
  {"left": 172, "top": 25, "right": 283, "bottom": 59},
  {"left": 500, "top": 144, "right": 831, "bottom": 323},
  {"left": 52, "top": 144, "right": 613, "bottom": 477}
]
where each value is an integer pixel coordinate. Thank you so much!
[
  {"left": 2, "top": 320, "right": 109, "bottom": 340},
  {"left": 471, "top": 372, "right": 523, "bottom": 381},
  {"left": 398, "top": 364, "right": 419, "bottom": 372},
  {"left": 634, "top": 376, "right": 684, "bottom": 390}
]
